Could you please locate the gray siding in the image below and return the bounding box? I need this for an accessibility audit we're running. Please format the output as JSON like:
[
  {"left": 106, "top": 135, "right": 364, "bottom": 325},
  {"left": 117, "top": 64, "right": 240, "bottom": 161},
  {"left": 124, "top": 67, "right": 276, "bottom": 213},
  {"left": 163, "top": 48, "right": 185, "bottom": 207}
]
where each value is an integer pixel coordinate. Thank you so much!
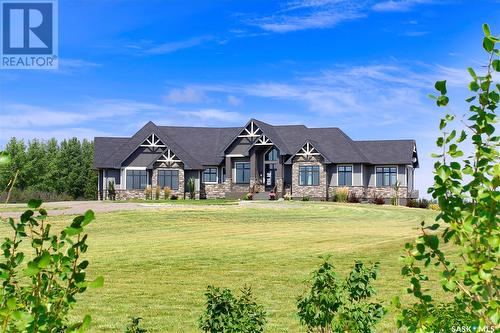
[
  {"left": 226, "top": 137, "right": 254, "bottom": 155},
  {"left": 328, "top": 164, "right": 363, "bottom": 186},
  {"left": 365, "top": 165, "right": 374, "bottom": 187},
  {"left": 122, "top": 147, "right": 158, "bottom": 167}
]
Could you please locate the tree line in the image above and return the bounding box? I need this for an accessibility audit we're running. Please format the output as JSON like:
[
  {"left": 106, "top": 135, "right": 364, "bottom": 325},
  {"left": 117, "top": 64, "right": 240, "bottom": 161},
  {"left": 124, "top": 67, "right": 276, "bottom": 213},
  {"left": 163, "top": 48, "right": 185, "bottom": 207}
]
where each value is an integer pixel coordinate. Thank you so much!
[{"left": 0, "top": 137, "right": 97, "bottom": 200}]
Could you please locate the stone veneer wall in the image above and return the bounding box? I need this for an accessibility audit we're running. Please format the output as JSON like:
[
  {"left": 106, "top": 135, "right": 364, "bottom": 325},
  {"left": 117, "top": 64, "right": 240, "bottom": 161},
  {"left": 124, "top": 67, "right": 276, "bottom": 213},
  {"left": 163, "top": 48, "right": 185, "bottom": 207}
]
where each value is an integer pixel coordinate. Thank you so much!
[
  {"left": 201, "top": 183, "right": 227, "bottom": 199},
  {"left": 329, "top": 185, "right": 409, "bottom": 203},
  {"left": 115, "top": 189, "right": 145, "bottom": 200},
  {"left": 151, "top": 166, "right": 185, "bottom": 198},
  {"left": 291, "top": 156, "right": 327, "bottom": 199}
]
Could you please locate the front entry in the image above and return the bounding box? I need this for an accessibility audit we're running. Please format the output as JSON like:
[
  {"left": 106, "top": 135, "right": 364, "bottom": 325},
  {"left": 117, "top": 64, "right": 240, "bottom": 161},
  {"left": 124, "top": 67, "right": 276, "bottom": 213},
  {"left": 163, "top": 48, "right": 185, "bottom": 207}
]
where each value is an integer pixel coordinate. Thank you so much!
[{"left": 265, "top": 163, "right": 277, "bottom": 191}]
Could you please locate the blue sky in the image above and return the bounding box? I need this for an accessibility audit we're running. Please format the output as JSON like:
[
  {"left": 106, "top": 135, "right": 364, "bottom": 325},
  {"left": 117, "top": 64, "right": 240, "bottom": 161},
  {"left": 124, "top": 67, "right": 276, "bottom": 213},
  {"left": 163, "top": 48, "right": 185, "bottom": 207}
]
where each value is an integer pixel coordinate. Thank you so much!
[{"left": 0, "top": 0, "right": 499, "bottom": 195}]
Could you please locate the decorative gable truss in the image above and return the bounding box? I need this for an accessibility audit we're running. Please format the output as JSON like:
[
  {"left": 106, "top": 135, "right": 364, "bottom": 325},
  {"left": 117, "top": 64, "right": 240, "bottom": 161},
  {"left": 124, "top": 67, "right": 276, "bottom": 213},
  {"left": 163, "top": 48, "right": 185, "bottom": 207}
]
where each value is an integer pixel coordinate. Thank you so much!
[
  {"left": 156, "top": 148, "right": 182, "bottom": 166},
  {"left": 238, "top": 121, "right": 262, "bottom": 138},
  {"left": 255, "top": 134, "right": 272, "bottom": 145},
  {"left": 140, "top": 133, "right": 165, "bottom": 149},
  {"left": 296, "top": 142, "right": 321, "bottom": 157}
]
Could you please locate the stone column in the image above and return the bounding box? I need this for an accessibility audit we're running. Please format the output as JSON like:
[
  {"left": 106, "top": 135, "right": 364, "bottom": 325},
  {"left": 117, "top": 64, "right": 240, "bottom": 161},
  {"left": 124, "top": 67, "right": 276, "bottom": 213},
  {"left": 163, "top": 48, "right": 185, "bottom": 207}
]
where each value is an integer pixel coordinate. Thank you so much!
[
  {"left": 276, "top": 156, "right": 284, "bottom": 197},
  {"left": 224, "top": 156, "right": 232, "bottom": 192},
  {"left": 250, "top": 150, "right": 257, "bottom": 192}
]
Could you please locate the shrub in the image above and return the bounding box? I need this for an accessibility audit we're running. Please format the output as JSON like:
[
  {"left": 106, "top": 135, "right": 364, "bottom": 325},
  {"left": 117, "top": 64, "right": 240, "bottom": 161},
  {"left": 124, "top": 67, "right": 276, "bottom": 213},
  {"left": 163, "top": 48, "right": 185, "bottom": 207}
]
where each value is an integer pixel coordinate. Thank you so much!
[
  {"left": 284, "top": 193, "right": 292, "bottom": 201},
  {"left": 269, "top": 192, "right": 276, "bottom": 200},
  {"left": 347, "top": 192, "right": 361, "bottom": 203},
  {"left": 155, "top": 186, "right": 161, "bottom": 200},
  {"left": 163, "top": 186, "right": 172, "bottom": 200},
  {"left": 108, "top": 180, "right": 116, "bottom": 201},
  {"left": 198, "top": 285, "right": 266, "bottom": 333},
  {"left": 243, "top": 192, "right": 253, "bottom": 200},
  {"left": 297, "top": 258, "right": 385, "bottom": 333},
  {"left": 406, "top": 199, "right": 418, "bottom": 208},
  {"left": 170, "top": 194, "right": 178, "bottom": 200},
  {"left": 125, "top": 317, "right": 147, "bottom": 333},
  {"left": 187, "top": 177, "right": 196, "bottom": 199},
  {"left": 397, "top": 24, "right": 499, "bottom": 330},
  {"left": 428, "top": 203, "right": 440, "bottom": 211},
  {"left": 0, "top": 188, "right": 73, "bottom": 203},
  {"left": 144, "top": 186, "right": 152, "bottom": 200},
  {"left": 417, "top": 198, "right": 429, "bottom": 209},
  {"left": 0, "top": 200, "right": 103, "bottom": 332},
  {"left": 302, "top": 195, "right": 310, "bottom": 201},
  {"left": 372, "top": 195, "right": 385, "bottom": 205},
  {"left": 334, "top": 187, "right": 349, "bottom": 203}
]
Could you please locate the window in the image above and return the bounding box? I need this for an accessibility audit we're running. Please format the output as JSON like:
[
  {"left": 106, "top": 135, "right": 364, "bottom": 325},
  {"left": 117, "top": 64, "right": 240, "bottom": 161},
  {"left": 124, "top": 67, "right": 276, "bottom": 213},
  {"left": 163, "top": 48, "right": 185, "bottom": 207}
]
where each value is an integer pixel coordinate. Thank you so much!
[
  {"left": 299, "top": 165, "right": 320, "bottom": 186},
  {"left": 265, "top": 148, "right": 279, "bottom": 161},
  {"left": 376, "top": 167, "right": 397, "bottom": 187},
  {"left": 338, "top": 165, "right": 352, "bottom": 186},
  {"left": 235, "top": 162, "right": 250, "bottom": 183},
  {"left": 203, "top": 168, "right": 218, "bottom": 183},
  {"left": 158, "top": 169, "right": 179, "bottom": 190},
  {"left": 126, "top": 170, "right": 147, "bottom": 190}
]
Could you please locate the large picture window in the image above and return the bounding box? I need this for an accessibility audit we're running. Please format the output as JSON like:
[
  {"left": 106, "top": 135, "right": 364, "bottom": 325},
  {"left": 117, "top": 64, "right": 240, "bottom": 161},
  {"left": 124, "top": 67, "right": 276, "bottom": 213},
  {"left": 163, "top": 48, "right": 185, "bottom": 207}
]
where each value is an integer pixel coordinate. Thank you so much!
[
  {"left": 338, "top": 165, "right": 352, "bottom": 186},
  {"left": 158, "top": 169, "right": 179, "bottom": 190},
  {"left": 126, "top": 170, "right": 147, "bottom": 190},
  {"left": 203, "top": 168, "right": 218, "bottom": 183},
  {"left": 299, "top": 165, "right": 320, "bottom": 186},
  {"left": 376, "top": 166, "right": 397, "bottom": 187},
  {"left": 235, "top": 162, "right": 250, "bottom": 183}
]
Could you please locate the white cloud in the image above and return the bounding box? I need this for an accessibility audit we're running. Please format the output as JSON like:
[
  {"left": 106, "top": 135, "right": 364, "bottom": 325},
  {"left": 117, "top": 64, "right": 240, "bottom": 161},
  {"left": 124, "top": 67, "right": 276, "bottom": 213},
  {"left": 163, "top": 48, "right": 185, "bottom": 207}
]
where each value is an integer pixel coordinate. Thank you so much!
[
  {"left": 248, "top": 1, "right": 365, "bottom": 33},
  {"left": 227, "top": 95, "right": 243, "bottom": 106},
  {"left": 178, "top": 109, "right": 244, "bottom": 122},
  {"left": 57, "top": 58, "right": 101, "bottom": 73},
  {"left": 164, "top": 87, "right": 207, "bottom": 104},
  {"left": 143, "top": 35, "right": 213, "bottom": 55},
  {"left": 372, "top": 0, "right": 435, "bottom": 12}
]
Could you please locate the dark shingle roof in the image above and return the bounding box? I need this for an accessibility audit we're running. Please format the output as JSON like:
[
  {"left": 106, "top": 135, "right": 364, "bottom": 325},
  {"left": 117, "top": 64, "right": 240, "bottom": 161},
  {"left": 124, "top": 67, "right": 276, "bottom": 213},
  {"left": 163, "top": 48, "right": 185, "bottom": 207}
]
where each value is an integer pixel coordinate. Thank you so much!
[{"left": 93, "top": 120, "right": 417, "bottom": 169}]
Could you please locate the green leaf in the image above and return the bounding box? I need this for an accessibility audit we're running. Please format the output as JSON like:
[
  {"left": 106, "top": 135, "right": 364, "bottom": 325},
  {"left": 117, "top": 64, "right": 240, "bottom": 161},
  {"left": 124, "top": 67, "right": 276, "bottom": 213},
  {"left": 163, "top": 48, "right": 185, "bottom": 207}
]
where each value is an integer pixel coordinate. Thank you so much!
[
  {"left": 469, "top": 81, "right": 480, "bottom": 92},
  {"left": 437, "top": 95, "right": 449, "bottom": 106},
  {"left": 24, "top": 261, "right": 40, "bottom": 277},
  {"left": 483, "top": 37, "right": 494, "bottom": 52},
  {"left": 64, "top": 227, "right": 83, "bottom": 236},
  {"left": 27, "top": 199, "right": 42, "bottom": 209},
  {"left": 88, "top": 276, "right": 104, "bottom": 288},
  {"left": 435, "top": 80, "right": 447, "bottom": 95},
  {"left": 424, "top": 235, "right": 439, "bottom": 251},
  {"left": 81, "top": 210, "right": 95, "bottom": 227},
  {"left": 0, "top": 152, "right": 11, "bottom": 166},
  {"left": 37, "top": 251, "right": 51, "bottom": 269},
  {"left": 483, "top": 23, "right": 491, "bottom": 36},
  {"left": 467, "top": 67, "right": 477, "bottom": 79},
  {"left": 493, "top": 59, "right": 500, "bottom": 72}
]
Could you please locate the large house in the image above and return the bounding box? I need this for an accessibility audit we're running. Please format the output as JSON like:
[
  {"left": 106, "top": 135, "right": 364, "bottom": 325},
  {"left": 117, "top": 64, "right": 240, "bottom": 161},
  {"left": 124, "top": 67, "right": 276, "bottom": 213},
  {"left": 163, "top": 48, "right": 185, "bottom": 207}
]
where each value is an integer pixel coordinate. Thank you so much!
[{"left": 94, "top": 119, "right": 419, "bottom": 201}]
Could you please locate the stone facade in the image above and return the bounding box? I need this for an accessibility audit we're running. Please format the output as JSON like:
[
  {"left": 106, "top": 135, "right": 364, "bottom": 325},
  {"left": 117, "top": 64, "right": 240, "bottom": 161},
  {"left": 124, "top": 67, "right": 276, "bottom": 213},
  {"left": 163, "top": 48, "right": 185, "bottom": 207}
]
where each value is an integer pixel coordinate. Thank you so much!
[
  {"left": 291, "top": 156, "right": 328, "bottom": 200},
  {"left": 151, "top": 166, "right": 185, "bottom": 198},
  {"left": 115, "top": 189, "right": 146, "bottom": 200},
  {"left": 329, "top": 185, "right": 409, "bottom": 203},
  {"left": 201, "top": 183, "right": 227, "bottom": 199}
]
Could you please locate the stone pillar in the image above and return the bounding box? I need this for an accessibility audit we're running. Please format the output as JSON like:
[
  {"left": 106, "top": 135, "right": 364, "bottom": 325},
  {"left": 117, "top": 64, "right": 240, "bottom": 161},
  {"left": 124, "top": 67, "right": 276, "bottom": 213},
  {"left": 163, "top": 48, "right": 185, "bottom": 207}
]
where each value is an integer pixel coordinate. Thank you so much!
[
  {"left": 225, "top": 156, "right": 232, "bottom": 192},
  {"left": 276, "top": 156, "right": 284, "bottom": 197},
  {"left": 250, "top": 150, "right": 257, "bottom": 192}
]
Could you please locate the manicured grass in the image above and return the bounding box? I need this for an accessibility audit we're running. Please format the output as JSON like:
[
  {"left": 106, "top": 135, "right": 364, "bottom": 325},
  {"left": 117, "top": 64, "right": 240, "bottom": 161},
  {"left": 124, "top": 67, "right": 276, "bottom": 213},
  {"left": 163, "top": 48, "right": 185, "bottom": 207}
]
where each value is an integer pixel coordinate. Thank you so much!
[
  {"left": 0, "top": 202, "right": 440, "bottom": 332},
  {"left": 105, "top": 198, "right": 239, "bottom": 205}
]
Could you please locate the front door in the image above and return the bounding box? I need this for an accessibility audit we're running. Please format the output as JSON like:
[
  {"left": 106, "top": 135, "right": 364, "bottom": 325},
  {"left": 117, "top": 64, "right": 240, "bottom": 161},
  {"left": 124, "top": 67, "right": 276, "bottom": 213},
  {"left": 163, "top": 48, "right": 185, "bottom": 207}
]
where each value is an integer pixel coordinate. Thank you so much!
[{"left": 265, "top": 163, "right": 276, "bottom": 191}]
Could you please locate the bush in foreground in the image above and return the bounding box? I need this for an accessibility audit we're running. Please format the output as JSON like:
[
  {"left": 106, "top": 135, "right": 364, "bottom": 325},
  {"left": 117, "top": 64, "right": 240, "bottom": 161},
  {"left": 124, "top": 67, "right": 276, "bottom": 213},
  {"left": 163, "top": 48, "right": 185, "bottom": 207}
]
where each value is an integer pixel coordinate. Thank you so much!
[
  {"left": 297, "top": 258, "right": 385, "bottom": 333},
  {"left": 0, "top": 200, "right": 103, "bottom": 332},
  {"left": 198, "top": 285, "right": 266, "bottom": 333}
]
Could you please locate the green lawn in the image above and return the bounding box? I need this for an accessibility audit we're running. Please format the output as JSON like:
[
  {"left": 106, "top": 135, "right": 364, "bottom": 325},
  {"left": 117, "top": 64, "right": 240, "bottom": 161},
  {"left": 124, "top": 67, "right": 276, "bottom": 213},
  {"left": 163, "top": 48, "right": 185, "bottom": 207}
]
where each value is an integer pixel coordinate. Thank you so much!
[{"left": 1, "top": 202, "right": 440, "bottom": 332}]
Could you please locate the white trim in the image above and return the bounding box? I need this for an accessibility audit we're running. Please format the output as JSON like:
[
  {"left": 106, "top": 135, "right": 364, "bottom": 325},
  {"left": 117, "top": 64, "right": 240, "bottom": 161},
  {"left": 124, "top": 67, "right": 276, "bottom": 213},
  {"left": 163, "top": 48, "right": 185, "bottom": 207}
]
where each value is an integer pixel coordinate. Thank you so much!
[
  {"left": 122, "top": 167, "right": 149, "bottom": 190},
  {"left": 140, "top": 133, "right": 165, "bottom": 148},
  {"left": 202, "top": 167, "right": 219, "bottom": 184},
  {"left": 360, "top": 164, "right": 364, "bottom": 187},
  {"left": 374, "top": 165, "right": 398, "bottom": 187},
  {"left": 336, "top": 164, "right": 354, "bottom": 187},
  {"left": 226, "top": 154, "right": 245, "bottom": 157},
  {"left": 237, "top": 121, "right": 262, "bottom": 138},
  {"left": 156, "top": 148, "right": 181, "bottom": 165},
  {"left": 255, "top": 134, "right": 273, "bottom": 145},
  {"left": 296, "top": 142, "right": 321, "bottom": 157}
]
